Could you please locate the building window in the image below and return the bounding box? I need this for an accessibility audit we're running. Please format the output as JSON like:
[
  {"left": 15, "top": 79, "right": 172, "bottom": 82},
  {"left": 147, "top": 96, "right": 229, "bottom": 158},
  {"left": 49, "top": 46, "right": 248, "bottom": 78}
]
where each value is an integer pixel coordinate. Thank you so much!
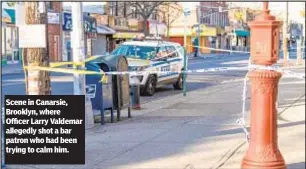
[
  {"left": 123, "top": 2, "right": 126, "bottom": 17},
  {"left": 115, "top": 2, "right": 118, "bottom": 16},
  {"left": 109, "top": 2, "right": 114, "bottom": 16},
  {"left": 131, "top": 7, "right": 138, "bottom": 19},
  {"left": 152, "top": 10, "right": 157, "bottom": 20},
  {"left": 46, "top": 2, "right": 52, "bottom": 10}
]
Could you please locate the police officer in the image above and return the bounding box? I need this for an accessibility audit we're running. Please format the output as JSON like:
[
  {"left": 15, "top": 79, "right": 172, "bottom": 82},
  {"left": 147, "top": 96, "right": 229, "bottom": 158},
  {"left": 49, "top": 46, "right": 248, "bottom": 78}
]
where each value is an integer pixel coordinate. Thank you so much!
[{"left": 193, "top": 37, "right": 199, "bottom": 57}]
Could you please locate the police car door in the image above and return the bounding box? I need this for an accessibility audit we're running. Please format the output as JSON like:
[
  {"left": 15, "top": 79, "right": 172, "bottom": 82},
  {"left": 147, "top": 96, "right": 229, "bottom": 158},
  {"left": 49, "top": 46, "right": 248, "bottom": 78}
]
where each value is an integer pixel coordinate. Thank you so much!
[
  {"left": 156, "top": 45, "right": 171, "bottom": 82},
  {"left": 166, "top": 45, "right": 181, "bottom": 80}
]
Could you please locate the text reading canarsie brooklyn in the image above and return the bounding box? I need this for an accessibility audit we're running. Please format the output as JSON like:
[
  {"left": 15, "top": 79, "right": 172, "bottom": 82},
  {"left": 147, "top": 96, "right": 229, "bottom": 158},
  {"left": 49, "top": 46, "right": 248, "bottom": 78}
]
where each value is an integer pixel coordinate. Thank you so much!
[{"left": 5, "top": 99, "right": 68, "bottom": 106}]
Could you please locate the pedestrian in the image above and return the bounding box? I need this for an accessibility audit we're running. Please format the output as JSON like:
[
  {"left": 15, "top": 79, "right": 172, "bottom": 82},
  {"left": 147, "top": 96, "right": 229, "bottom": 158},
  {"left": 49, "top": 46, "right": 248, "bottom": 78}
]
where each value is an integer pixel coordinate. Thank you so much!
[{"left": 193, "top": 37, "right": 199, "bottom": 57}]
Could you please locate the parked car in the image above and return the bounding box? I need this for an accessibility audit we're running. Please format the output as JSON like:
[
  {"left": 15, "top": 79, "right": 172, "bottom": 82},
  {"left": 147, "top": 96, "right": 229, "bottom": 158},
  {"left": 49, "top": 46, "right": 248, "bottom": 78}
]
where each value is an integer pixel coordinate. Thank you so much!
[{"left": 110, "top": 39, "right": 186, "bottom": 96}]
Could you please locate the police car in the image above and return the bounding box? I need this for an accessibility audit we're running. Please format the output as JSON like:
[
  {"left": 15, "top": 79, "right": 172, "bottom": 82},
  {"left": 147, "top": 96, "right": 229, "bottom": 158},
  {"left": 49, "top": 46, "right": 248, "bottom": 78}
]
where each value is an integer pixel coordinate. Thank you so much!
[{"left": 110, "top": 38, "right": 186, "bottom": 96}]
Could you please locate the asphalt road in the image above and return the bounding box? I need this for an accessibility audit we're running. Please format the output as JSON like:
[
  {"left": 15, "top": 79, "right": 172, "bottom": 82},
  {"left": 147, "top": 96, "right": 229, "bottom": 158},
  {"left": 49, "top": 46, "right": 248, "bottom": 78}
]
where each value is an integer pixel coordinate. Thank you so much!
[{"left": 1, "top": 53, "right": 303, "bottom": 105}]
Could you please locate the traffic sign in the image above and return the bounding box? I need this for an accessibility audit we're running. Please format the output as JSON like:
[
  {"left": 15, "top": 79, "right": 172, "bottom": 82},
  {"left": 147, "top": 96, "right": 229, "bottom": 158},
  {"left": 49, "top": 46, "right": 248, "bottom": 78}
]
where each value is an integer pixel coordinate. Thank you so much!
[{"left": 184, "top": 8, "right": 191, "bottom": 16}]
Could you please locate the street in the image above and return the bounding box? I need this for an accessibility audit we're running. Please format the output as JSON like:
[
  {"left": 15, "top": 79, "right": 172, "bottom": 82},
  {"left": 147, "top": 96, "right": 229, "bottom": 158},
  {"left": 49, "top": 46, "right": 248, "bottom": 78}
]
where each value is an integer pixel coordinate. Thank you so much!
[
  {"left": 1, "top": 53, "right": 250, "bottom": 105},
  {"left": 5, "top": 57, "right": 305, "bottom": 169},
  {"left": 1, "top": 53, "right": 303, "bottom": 105}
]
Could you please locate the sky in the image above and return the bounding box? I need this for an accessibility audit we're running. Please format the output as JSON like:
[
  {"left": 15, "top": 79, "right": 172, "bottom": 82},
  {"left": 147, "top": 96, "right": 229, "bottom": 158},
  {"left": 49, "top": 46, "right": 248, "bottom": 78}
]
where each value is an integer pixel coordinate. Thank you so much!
[
  {"left": 2, "top": 2, "right": 304, "bottom": 22},
  {"left": 63, "top": 2, "right": 106, "bottom": 6}
]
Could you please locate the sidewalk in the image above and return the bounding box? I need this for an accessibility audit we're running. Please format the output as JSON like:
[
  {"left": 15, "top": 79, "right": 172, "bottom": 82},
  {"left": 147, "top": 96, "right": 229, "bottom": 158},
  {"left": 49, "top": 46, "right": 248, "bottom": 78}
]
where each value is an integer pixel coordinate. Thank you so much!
[
  {"left": 188, "top": 52, "right": 248, "bottom": 60},
  {"left": 219, "top": 97, "right": 305, "bottom": 169},
  {"left": 5, "top": 80, "right": 305, "bottom": 169},
  {"left": 1, "top": 63, "right": 24, "bottom": 75}
]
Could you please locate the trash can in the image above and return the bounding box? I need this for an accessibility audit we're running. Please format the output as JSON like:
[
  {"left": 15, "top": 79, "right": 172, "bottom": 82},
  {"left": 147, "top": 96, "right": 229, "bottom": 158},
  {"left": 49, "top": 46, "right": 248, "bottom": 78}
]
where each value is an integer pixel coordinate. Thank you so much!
[
  {"left": 130, "top": 76, "right": 141, "bottom": 110},
  {"left": 85, "top": 61, "right": 114, "bottom": 124}
]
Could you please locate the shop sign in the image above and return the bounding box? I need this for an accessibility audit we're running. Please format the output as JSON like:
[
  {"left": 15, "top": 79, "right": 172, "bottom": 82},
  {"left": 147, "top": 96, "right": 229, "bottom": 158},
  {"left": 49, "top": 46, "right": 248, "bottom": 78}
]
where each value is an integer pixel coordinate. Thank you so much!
[
  {"left": 48, "top": 12, "right": 60, "bottom": 24},
  {"left": 62, "top": 12, "right": 72, "bottom": 31},
  {"left": 192, "top": 25, "right": 217, "bottom": 36},
  {"left": 62, "top": 12, "right": 97, "bottom": 33},
  {"left": 19, "top": 25, "right": 46, "bottom": 48},
  {"left": 169, "top": 27, "right": 192, "bottom": 36}
]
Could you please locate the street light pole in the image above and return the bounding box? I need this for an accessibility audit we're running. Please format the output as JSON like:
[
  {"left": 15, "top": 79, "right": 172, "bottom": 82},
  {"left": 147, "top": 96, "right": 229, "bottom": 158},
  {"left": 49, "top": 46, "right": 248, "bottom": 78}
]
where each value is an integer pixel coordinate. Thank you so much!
[
  {"left": 71, "top": 2, "right": 86, "bottom": 95},
  {"left": 197, "top": 7, "right": 201, "bottom": 56},
  {"left": 183, "top": 8, "right": 189, "bottom": 96}
]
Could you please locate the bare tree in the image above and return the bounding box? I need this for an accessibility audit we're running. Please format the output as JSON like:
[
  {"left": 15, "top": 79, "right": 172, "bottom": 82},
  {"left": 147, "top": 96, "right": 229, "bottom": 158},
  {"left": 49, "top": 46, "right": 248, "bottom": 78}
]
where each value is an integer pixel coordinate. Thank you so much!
[
  {"left": 158, "top": 2, "right": 183, "bottom": 39},
  {"left": 24, "top": 2, "right": 51, "bottom": 95}
]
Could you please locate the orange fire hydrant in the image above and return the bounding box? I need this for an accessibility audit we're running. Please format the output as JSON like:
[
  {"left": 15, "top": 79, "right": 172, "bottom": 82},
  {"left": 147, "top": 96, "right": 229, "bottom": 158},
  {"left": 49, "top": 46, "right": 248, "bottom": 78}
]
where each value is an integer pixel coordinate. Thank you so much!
[{"left": 241, "top": 2, "right": 286, "bottom": 169}]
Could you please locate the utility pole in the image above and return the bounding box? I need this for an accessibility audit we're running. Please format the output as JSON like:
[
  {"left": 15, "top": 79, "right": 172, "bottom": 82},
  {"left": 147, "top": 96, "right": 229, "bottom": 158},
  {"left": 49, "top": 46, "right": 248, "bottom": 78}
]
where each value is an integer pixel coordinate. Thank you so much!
[
  {"left": 167, "top": 3, "right": 170, "bottom": 40},
  {"left": 3, "top": 25, "right": 7, "bottom": 65},
  {"left": 71, "top": 2, "right": 86, "bottom": 95},
  {"left": 283, "top": 2, "right": 289, "bottom": 66},
  {"left": 197, "top": 7, "right": 201, "bottom": 56},
  {"left": 24, "top": 2, "right": 51, "bottom": 95}
]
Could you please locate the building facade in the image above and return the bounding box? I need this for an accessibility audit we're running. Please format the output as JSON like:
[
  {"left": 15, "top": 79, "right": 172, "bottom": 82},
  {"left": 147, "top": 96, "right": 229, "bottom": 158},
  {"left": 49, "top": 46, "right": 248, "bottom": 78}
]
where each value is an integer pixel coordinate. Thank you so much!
[
  {"left": 105, "top": 2, "right": 167, "bottom": 50},
  {"left": 199, "top": 1, "right": 228, "bottom": 27},
  {"left": 46, "top": 2, "right": 63, "bottom": 62},
  {"left": 226, "top": 8, "right": 261, "bottom": 51}
]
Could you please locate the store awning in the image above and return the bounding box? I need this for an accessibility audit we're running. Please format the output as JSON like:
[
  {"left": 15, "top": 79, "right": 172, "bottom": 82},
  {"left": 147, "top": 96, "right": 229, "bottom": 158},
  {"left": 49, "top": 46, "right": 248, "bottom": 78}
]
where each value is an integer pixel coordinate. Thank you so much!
[
  {"left": 97, "top": 25, "right": 116, "bottom": 35},
  {"left": 113, "top": 32, "right": 145, "bottom": 39},
  {"left": 169, "top": 27, "right": 192, "bottom": 37},
  {"left": 234, "top": 30, "right": 250, "bottom": 37},
  {"left": 2, "top": 8, "right": 15, "bottom": 24}
]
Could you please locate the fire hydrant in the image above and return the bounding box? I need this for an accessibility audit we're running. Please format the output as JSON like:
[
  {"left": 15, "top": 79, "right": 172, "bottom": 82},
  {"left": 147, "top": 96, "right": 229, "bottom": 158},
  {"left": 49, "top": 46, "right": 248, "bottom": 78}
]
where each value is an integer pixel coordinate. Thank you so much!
[
  {"left": 241, "top": 2, "right": 286, "bottom": 169},
  {"left": 130, "top": 76, "right": 141, "bottom": 110}
]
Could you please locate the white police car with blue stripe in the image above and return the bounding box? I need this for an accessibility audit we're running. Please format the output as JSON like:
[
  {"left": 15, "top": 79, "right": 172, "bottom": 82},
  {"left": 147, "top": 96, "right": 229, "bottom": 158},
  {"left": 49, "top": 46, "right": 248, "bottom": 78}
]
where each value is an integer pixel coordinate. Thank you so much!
[{"left": 111, "top": 40, "right": 186, "bottom": 96}]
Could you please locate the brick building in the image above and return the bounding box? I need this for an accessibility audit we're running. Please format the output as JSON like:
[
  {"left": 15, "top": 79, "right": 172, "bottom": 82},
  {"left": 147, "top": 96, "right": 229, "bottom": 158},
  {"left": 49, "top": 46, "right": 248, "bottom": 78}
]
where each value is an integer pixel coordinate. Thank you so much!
[{"left": 46, "top": 2, "right": 63, "bottom": 62}]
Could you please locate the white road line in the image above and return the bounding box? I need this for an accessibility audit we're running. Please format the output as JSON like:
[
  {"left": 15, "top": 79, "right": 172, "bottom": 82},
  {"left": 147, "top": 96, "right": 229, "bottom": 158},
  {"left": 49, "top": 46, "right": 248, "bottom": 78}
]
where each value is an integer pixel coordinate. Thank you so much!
[
  {"left": 2, "top": 82, "right": 25, "bottom": 86},
  {"left": 279, "top": 81, "right": 305, "bottom": 85}
]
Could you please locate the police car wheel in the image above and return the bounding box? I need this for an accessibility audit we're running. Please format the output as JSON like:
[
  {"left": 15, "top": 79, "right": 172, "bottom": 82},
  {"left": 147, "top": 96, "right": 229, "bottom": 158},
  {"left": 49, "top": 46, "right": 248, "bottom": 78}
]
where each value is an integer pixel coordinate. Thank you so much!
[
  {"left": 143, "top": 75, "right": 156, "bottom": 96},
  {"left": 173, "top": 74, "right": 183, "bottom": 90}
]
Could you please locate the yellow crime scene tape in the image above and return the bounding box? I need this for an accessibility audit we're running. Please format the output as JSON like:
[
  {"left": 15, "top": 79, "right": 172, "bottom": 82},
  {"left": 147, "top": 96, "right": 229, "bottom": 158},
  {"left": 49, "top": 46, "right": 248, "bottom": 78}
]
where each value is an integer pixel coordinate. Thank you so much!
[
  {"left": 26, "top": 54, "right": 152, "bottom": 83},
  {"left": 24, "top": 65, "right": 108, "bottom": 83}
]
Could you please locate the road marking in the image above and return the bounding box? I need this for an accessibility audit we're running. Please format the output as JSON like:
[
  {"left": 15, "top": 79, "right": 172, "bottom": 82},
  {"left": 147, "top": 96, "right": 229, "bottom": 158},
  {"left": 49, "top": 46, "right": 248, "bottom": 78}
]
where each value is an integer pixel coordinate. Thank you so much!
[
  {"left": 2, "top": 82, "right": 25, "bottom": 86},
  {"left": 221, "top": 60, "right": 250, "bottom": 65},
  {"left": 279, "top": 81, "right": 305, "bottom": 85},
  {"left": 221, "top": 78, "right": 245, "bottom": 84}
]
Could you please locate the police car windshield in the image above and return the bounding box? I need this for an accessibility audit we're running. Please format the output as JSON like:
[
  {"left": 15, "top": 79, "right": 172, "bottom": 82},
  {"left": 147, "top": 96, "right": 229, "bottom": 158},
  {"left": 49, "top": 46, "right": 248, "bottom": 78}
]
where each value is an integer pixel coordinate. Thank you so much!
[{"left": 111, "top": 45, "right": 159, "bottom": 60}]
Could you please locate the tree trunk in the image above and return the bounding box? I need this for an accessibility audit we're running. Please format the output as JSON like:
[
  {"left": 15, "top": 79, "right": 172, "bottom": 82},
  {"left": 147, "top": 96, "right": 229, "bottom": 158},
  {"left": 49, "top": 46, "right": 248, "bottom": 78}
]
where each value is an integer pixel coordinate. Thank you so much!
[
  {"left": 25, "top": 2, "right": 51, "bottom": 95},
  {"left": 167, "top": 4, "right": 170, "bottom": 40},
  {"left": 143, "top": 18, "right": 149, "bottom": 36}
]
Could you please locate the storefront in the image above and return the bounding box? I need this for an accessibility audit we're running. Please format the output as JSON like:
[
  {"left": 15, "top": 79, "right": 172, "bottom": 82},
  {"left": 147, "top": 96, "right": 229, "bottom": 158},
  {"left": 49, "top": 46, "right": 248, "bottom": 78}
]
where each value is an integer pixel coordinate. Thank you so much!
[
  {"left": 2, "top": 8, "right": 19, "bottom": 65},
  {"left": 92, "top": 25, "right": 116, "bottom": 55},
  {"left": 191, "top": 25, "right": 218, "bottom": 54},
  {"left": 232, "top": 29, "right": 250, "bottom": 51},
  {"left": 112, "top": 31, "right": 145, "bottom": 49},
  {"left": 168, "top": 26, "right": 193, "bottom": 53}
]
